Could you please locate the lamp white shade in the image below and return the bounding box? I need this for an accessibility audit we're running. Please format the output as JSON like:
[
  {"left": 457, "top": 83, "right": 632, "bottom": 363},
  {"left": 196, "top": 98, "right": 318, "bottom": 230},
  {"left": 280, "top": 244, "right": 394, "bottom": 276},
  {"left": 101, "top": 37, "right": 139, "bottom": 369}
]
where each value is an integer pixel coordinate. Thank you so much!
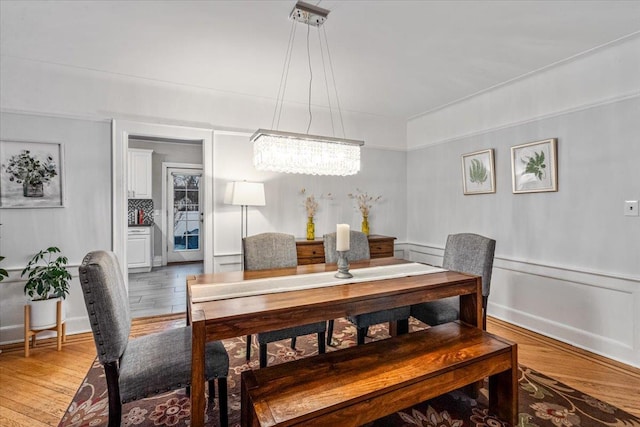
[{"left": 224, "top": 181, "right": 266, "bottom": 206}]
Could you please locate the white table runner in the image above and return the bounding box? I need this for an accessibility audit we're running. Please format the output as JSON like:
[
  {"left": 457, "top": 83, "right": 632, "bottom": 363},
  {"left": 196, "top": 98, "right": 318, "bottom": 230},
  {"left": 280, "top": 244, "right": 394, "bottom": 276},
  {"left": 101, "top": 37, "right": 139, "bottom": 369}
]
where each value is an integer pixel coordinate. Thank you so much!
[{"left": 191, "top": 262, "right": 446, "bottom": 303}]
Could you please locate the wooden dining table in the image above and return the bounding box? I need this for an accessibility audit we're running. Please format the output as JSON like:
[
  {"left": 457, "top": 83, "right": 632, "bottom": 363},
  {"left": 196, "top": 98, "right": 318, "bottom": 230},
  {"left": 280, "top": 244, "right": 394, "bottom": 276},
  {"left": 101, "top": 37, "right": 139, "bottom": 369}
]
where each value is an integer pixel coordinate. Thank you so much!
[{"left": 186, "top": 257, "right": 482, "bottom": 427}]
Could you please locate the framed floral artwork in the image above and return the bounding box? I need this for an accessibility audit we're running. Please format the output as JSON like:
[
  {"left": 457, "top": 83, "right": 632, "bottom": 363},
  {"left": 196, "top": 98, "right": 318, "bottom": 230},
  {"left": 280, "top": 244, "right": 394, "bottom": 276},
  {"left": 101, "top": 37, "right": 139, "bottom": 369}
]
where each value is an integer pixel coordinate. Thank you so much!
[
  {"left": 511, "top": 138, "right": 558, "bottom": 194},
  {"left": 461, "top": 149, "right": 495, "bottom": 195},
  {"left": 0, "top": 140, "right": 65, "bottom": 208}
]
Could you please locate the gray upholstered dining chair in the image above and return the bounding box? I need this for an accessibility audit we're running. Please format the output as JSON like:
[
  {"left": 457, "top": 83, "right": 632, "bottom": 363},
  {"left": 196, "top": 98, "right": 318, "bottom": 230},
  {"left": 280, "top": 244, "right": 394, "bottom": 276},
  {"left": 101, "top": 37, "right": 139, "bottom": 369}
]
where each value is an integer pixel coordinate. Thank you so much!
[
  {"left": 78, "top": 251, "right": 229, "bottom": 427},
  {"left": 243, "top": 232, "right": 326, "bottom": 368},
  {"left": 411, "top": 233, "right": 496, "bottom": 330},
  {"left": 324, "top": 230, "right": 409, "bottom": 345}
]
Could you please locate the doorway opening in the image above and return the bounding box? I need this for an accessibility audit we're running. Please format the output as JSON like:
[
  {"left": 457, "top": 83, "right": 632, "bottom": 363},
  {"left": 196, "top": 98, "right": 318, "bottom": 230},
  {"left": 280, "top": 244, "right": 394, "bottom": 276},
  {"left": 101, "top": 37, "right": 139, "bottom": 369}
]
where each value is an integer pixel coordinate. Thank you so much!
[
  {"left": 112, "top": 120, "right": 214, "bottom": 293},
  {"left": 119, "top": 124, "right": 211, "bottom": 318},
  {"left": 126, "top": 135, "right": 204, "bottom": 318}
]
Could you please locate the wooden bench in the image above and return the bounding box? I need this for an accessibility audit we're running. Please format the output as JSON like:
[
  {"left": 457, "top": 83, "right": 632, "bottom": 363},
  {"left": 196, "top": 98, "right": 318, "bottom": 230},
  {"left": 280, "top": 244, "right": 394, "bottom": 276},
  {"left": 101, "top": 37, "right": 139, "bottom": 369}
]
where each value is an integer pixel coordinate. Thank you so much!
[{"left": 241, "top": 322, "right": 517, "bottom": 427}]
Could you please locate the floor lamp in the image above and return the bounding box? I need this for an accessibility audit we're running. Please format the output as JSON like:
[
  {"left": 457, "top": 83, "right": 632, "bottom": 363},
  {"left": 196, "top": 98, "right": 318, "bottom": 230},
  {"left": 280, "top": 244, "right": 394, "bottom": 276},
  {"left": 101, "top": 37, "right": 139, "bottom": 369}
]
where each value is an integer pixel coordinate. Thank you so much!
[{"left": 224, "top": 181, "right": 266, "bottom": 269}]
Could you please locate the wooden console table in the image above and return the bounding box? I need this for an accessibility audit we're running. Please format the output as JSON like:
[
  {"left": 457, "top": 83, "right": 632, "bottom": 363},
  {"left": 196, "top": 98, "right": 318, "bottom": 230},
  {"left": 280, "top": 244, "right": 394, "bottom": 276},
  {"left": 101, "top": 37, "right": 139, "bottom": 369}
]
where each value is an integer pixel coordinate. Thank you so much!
[{"left": 296, "top": 234, "right": 396, "bottom": 265}]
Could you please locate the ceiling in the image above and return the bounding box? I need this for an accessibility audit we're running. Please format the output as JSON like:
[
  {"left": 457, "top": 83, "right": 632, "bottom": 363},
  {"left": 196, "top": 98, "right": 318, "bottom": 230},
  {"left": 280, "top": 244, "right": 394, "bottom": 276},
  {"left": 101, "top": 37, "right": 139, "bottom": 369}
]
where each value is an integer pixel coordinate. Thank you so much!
[{"left": 1, "top": 1, "right": 639, "bottom": 120}]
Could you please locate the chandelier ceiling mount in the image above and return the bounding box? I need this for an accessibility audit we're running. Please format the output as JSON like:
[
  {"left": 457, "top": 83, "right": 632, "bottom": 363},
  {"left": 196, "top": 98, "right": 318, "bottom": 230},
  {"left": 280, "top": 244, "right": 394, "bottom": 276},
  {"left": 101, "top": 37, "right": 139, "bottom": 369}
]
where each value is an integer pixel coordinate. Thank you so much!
[{"left": 251, "top": 0, "right": 364, "bottom": 176}]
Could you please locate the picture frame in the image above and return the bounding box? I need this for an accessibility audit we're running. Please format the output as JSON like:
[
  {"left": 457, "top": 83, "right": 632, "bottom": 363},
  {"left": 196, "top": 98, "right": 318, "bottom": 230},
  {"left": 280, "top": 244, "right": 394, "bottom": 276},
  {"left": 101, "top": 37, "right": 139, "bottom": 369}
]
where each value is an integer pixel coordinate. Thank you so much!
[
  {"left": 0, "top": 140, "right": 65, "bottom": 208},
  {"left": 511, "top": 138, "right": 558, "bottom": 194},
  {"left": 461, "top": 149, "right": 495, "bottom": 195}
]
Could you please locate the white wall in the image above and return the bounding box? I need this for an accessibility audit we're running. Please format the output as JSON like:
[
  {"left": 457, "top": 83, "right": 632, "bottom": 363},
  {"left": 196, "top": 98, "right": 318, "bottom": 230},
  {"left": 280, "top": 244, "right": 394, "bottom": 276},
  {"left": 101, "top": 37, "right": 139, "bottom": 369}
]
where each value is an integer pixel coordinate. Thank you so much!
[
  {"left": 0, "top": 112, "right": 112, "bottom": 344},
  {"left": 406, "top": 36, "right": 640, "bottom": 367}
]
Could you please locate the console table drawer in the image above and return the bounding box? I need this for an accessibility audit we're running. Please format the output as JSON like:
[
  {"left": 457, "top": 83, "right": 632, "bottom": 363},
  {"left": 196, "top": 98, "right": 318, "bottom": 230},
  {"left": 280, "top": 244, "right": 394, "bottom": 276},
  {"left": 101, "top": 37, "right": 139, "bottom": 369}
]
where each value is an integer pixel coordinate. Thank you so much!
[
  {"left": 295, "top": 235, "right": 396, "bottom": 264},
  {"left": 296, "top": 241, "right": 325, "bottom": 265},
  {"left": 368, "top": 235, "right": 396, "bottom": 258}
]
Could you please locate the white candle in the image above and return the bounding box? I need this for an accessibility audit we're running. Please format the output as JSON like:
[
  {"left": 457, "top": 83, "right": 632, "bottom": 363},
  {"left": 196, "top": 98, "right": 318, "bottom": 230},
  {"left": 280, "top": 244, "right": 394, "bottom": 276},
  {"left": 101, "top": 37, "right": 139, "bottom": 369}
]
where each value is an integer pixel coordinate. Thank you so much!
[{"left": 336, "top": 224, "right": 350, "bottom": 251}]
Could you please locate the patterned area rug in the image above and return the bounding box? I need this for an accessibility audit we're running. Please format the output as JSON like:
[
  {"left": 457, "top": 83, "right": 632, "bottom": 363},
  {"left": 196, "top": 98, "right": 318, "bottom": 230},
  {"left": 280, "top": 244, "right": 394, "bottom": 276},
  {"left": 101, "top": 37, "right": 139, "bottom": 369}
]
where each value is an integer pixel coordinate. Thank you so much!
[{"left": 59, "top": 318, "right": 639, "bottom": 427}]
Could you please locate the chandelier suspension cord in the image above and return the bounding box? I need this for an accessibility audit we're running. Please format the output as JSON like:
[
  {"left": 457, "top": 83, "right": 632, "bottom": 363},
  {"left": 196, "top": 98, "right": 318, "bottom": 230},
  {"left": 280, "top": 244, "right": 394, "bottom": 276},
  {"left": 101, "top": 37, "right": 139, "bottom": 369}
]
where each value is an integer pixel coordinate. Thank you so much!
[
  {"left": 317, "top": 27, "right": 335, "bottom": 137},
  {"left": 322, "top": 25, "right": 346, "bottom": 138},
  {"left": 272, "top": 19, "right": 297, "bottom": 130},
  {"left": 305, "top": 22, "right": 313, "bottom": 134}
]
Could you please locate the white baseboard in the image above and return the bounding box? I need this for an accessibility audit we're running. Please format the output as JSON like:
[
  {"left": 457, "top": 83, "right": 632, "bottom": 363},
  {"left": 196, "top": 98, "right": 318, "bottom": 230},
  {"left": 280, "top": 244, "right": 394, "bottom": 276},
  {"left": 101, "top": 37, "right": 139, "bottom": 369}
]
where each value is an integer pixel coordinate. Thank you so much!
[
  {"left": 0, "top": 315, "right": 92, "bottom": 347},
  {"left": 489, "top": 303, "right": 637, "bottom": 368},
  {"left": 213, "top": 253, "right": 242, "bottom": 273}
]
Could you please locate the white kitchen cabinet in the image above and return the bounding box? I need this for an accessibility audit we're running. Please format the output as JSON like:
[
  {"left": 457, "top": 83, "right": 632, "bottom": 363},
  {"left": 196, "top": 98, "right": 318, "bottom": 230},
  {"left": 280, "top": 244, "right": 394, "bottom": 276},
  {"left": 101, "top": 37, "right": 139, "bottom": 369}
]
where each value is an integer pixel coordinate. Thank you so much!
[
  {"left": 128, "top": 149, "right": 153, "bottom": 199},
  {"left": 127, "top": 226, "right": 153, "bottom": 272}
]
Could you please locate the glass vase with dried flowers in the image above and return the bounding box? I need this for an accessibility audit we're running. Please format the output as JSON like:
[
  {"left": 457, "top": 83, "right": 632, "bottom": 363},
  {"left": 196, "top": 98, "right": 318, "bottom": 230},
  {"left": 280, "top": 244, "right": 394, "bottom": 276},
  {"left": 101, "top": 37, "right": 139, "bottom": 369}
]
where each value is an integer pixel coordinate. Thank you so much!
[
  {"left": 301, "top": 189, "right": 319, "bottom": 240},
  {"left": 301, "top": 189, "right": 332, "bottom": 240},
  {"left": 348, "top": 189, "right": 382, "bottom": 236}
]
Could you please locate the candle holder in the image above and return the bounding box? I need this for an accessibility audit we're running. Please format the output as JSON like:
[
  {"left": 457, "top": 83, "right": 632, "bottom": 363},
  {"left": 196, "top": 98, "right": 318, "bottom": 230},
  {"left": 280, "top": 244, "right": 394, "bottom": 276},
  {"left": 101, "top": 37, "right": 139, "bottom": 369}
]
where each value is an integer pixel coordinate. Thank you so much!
[{"left": 334, "top": 251, "right": 353, "bottom": 279}]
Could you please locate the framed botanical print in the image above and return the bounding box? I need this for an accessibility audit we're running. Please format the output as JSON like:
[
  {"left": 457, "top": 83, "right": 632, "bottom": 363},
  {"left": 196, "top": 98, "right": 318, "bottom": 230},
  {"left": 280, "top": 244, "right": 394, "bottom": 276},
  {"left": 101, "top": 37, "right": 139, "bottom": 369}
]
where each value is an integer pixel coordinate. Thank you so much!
[
  {"left": 511, "top": 138, "right": 558, "bottom": 194},
  {"left": 461, "top": 149, "right": 495, "bottom": 195},
  {"left": 0, "top": 140, "right": 65, "bottom": 208}
]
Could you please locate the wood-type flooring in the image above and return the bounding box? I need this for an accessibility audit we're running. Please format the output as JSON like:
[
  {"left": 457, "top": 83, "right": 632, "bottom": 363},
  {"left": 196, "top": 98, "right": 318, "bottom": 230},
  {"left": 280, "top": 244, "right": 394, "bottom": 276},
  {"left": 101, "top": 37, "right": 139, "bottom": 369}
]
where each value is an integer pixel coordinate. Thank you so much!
[{"left": 128, "top": 262, "right": 203, "bottom": 318}]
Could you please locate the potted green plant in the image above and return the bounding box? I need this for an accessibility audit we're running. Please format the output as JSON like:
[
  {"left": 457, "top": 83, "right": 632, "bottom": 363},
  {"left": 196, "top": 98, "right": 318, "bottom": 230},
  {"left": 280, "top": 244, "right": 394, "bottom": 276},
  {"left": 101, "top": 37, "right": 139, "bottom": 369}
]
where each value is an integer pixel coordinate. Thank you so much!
[
  {"left": 3, "top": 149, "right": 58, "bottom": 197},
  {"left": 22, "top": 247, "right": 71, "bottom": 329}
]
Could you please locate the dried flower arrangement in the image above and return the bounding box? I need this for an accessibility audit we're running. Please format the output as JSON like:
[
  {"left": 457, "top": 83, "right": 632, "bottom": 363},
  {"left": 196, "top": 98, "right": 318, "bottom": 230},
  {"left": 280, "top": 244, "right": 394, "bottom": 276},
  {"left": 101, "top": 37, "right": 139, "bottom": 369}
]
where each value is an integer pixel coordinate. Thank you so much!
[
  {"left": 348, "top": 189, "right": 382, "bottom": 217},
  {"left": 302, "top": 190, "right": 319, "bottom": 218},
  {"left": 300, "top": 188, "right": 332, "bottom": 218}
]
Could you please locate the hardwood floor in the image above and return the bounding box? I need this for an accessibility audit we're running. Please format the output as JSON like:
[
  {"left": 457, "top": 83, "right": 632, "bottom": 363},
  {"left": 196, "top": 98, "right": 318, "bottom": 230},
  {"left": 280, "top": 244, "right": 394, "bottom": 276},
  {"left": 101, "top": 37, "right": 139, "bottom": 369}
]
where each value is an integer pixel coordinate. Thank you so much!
[
  {"left": 1, "top": 315, "right": 638, "bottom": 426},
  {"left": 128, "top": 262, "right": 203, "bottom": 318},
  {"left": 488, "top": 317, "right": 640, "bottom": 417}
]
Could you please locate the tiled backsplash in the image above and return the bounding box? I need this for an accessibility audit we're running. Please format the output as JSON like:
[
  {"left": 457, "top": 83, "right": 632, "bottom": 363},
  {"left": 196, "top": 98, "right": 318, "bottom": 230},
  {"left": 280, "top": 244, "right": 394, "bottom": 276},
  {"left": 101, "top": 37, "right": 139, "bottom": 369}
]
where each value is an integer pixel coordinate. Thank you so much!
[{"left": 128, "top": 199, "right": 154, "bottom": 225}]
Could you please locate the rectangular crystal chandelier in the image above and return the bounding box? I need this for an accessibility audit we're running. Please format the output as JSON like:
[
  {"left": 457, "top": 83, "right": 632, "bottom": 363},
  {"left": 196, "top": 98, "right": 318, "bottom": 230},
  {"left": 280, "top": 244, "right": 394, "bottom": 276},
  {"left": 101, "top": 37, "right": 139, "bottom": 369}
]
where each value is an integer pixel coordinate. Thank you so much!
[
  {"left": 251, "top": 1, "right": 364, "bottom": 176},
  {"left": 251, "top": 129, "right": 363, "bottom": 176}
]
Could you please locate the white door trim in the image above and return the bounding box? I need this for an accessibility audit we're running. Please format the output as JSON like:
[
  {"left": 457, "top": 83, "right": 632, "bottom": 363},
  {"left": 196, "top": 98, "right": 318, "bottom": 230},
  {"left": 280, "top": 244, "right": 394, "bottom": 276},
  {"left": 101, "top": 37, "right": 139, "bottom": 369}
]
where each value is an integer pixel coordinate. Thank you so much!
[
  {"left": 161, "top": 162, "right": 203, "bottom": 266},
  {"left": 112, "top": 120, "right": 215, "bottom": 281}
]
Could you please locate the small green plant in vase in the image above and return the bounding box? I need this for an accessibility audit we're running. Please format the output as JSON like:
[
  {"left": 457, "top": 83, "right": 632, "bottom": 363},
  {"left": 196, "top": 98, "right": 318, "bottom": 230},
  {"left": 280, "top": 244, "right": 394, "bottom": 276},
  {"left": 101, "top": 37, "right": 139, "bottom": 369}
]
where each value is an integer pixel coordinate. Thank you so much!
[
  {"left": 22, "top": 247, "right": 71, "bottom": 300},
  {"left": 22, "top": 247, "right": 71, "bottom": 330}
]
